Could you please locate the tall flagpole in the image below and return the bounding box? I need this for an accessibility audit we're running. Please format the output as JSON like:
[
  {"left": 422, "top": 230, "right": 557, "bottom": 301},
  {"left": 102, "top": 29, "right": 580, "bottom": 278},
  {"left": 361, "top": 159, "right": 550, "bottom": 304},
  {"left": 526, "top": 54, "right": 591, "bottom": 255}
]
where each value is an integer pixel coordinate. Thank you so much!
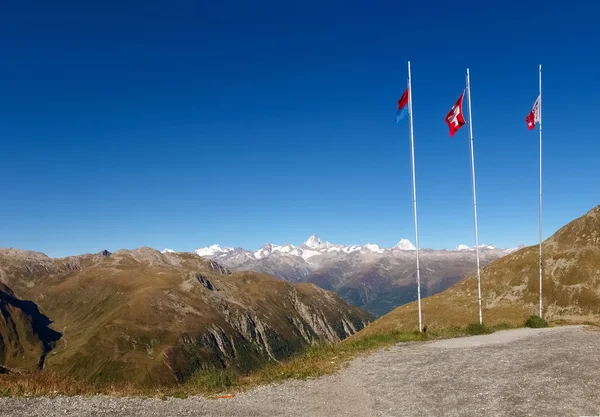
[
  {"left": 539, "top": 64, "right": 543, "bottom": 318},
  {"left": 466, "top": 68, "right": 483, "bottom": 325},
  {"left": 407, "top": 61, "right": 422, "bottom": 332}
]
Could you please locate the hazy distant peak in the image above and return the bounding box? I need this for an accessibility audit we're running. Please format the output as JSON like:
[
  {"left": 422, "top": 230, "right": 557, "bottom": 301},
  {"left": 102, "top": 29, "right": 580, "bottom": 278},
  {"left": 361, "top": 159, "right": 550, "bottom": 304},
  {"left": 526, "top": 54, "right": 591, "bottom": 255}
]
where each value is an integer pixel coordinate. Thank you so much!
[
  {"left": 394, "top": 239, "right": 416, "bottom": 251},
  {"left": 363, "top": 244, "right": 384, "bottom": 253}
]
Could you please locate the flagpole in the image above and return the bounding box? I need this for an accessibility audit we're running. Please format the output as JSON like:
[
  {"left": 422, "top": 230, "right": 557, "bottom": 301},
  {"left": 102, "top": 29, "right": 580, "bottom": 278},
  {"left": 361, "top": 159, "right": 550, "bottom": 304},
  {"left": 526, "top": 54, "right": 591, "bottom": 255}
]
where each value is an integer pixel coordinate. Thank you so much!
[
  {"left": 407, "top": 61, "right": 422, "bottom": 332},
  {"left": 466, "top": 68, "right": 483, "bottom": 325},
  {"left": 539, "top": 64, "right": 543, "bottom": 318}
]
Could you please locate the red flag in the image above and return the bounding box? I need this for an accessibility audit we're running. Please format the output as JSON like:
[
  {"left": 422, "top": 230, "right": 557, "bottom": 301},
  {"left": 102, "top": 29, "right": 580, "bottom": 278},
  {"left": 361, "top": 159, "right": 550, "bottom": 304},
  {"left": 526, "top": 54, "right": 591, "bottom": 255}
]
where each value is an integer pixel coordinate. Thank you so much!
[
  {"left": 526, "top": 95, "right": 540, "bottom": 130},
  {"left": 395, "top": 88, "right": 409, "bottom": 122},
  {"left": 445, "top": 92, "right": 466, "bottom": 137},
  {"left": 398, "top": 88, "right": 409, "bottom": 111},
  {"left": 526, "top": 110, "right": 535, "bottom": 130}
]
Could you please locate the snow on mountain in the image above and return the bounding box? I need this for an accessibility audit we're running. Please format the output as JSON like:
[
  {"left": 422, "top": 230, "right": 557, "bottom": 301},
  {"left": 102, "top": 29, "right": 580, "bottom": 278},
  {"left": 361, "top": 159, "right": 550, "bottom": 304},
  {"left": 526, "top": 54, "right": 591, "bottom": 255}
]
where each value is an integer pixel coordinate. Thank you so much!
[
  {"left": 478, "top": 244, "right": 497, "bottom": 250},
  {"left": 394, "top": 239, "right": 416, "bottom": 251},
  {"left": 254, "top": 244, "right": 277, "bottom": 260},
  {"left": 161, "top": 248, "right": 175, "bottom": 254},
  {"left": 304, "top": 234, "right": 323, "bottom": 249},
  {"left": 300, "top": 249, "right": 322, "bottom": 260},
  {"left": 456, "top": 244, "right": 497, "bottom": 251},
  {"left": 503, "top": 244, "right": 525, "bottom": 254},
  {"left": 342, "top": 245, "right": 361, "bottom": 254},
  {"left": 278, "top": 244, "right": 294, "bottom": 254},
  {"left": 363, "top": 244, "right": 384, "bottom": 254},
  {"left": 195, "top": 244, "right": 232, "bottom": 257}
]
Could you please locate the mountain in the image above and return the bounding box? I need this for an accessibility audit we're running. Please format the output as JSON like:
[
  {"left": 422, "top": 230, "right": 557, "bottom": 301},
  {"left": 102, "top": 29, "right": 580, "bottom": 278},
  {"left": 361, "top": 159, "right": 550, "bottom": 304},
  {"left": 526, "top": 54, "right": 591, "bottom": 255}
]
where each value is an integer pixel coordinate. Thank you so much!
[
  {"left": 193, "top": 236, "right": 515, "bottom": 316},
  {"left": 359, "top": 205, "right": 600, "bottom": 336},
  {"left": 0, "top": 248, "right": 371, "bottom": 384}
]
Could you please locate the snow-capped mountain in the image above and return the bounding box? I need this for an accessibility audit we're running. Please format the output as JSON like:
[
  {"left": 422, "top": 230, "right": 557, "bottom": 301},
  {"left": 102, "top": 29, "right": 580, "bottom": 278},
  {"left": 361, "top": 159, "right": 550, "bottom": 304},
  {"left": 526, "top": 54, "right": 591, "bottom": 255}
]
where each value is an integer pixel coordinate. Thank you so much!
[
  {"left": 303, "top": 234, "right": 325, "bottom": 250},
  {"left": 363, "top": 244, "right": 384, "bottom": 254},
  {"left": 502, "top": 244, "right": 526, "bottom": 254},
  {"left": 456, "top": 243, "right": 524, "bottom": 255},
  {"left": 195, "top": 244, "right": 233, "bottom": 257},
  {"left": 181, "top": 235, "right": 516, "bottom": 317},
  {"left": 394, "top": 239, "right": 416, "bottom": 251},
  {"left": 194, "top": 235, "right": 420, "bottom": 265},
  {"left": 192, "top": 235, "right": 507, "bottom": 266}
]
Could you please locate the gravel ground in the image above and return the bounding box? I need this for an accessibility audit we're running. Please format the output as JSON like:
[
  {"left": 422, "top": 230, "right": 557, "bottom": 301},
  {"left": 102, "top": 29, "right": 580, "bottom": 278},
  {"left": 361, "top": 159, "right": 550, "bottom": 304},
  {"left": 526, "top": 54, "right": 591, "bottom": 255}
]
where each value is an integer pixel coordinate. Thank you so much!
[{"left": 2, "top": 325, "right": 600, "bottom": 417}]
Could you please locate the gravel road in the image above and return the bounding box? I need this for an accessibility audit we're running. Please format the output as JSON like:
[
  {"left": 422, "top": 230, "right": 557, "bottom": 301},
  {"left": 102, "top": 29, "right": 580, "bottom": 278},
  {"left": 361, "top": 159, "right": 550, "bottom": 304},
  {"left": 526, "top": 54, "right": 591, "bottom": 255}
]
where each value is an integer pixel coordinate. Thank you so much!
[{"left": 2, "top": 326, "right": 599, "bottom": 417}]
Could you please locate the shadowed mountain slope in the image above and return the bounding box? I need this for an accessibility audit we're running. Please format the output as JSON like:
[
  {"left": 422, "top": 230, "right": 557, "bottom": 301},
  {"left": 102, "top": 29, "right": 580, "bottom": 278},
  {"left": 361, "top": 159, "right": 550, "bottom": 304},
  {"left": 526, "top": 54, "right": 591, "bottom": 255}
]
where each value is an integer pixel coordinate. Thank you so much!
[{"left": 0, "top": 282, "right": 61, "bottom": 370}]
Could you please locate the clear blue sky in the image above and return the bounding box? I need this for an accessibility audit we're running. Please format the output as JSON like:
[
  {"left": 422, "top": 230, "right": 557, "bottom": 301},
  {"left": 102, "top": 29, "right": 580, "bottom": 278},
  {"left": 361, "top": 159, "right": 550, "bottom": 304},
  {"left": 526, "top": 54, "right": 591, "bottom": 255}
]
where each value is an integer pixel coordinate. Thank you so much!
[{"left": 1, "top": 0, "right": 598, "bottom": 257}]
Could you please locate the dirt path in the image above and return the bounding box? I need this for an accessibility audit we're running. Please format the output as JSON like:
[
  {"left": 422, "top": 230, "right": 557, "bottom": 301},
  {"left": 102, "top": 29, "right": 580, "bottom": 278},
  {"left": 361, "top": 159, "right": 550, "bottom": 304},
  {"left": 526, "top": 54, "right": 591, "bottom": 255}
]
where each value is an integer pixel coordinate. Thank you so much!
[{"left": 2, "top": 326, "right": 600, "bottom": 417}]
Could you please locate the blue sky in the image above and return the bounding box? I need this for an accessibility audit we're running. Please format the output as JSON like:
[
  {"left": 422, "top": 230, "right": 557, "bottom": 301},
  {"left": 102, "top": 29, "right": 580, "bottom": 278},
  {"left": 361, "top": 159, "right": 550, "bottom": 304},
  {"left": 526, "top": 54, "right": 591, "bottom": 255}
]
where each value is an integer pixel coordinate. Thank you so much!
[{"left": 0, "top": 0, "right": 598, "bottom": 257}]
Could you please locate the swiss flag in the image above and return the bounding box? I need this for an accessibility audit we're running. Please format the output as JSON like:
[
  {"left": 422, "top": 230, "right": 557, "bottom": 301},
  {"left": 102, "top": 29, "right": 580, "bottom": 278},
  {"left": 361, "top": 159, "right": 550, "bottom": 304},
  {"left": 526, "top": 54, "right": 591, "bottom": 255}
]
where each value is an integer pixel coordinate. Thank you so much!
[
  {"left": 526, "top": 110, "right": 535, "bottom": 130},
  {"left": 526, "top": 95, "right": 540, "bottom": 130},
  {"left": 445, "top": 92, "right": 466, "bottom": 137}
]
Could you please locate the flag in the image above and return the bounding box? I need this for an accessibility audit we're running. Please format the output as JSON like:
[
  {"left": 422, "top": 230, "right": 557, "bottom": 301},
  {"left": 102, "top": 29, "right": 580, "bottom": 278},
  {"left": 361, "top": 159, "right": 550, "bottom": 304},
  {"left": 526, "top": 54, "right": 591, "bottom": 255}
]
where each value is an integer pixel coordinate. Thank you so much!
[
  {"left": 395, "top": 88, "right": 409, "bottom": 122},
  {"left": 445, "top": 92, "right": 466, "bottom": 137},
  {"left": 526, "top": 95, "right": 541, "bottom": 130}
]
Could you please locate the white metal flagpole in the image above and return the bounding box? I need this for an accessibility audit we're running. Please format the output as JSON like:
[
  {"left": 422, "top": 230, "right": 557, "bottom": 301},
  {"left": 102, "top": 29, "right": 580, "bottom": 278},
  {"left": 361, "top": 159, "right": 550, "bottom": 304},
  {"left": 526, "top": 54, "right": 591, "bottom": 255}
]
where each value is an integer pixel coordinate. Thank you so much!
[
  {"left": 539, "top": 64, "right": 543, "bottom": 318},
  {"left": 466, "top": 68, "right": 483, "bottom": 325},
  {"left": 407, "top": 61, "right": 423, "bottom": 332}
]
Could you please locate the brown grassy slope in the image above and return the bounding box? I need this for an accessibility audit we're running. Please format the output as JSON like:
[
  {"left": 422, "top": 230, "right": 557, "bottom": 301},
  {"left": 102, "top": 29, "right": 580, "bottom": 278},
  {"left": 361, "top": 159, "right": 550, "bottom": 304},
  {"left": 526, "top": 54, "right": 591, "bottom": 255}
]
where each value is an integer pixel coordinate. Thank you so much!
[
  {"left": 357, "top": 205, "right": 600, "bottom": 337},
  {"left": 0, "top": 248, "right": 372, "bottom": 385}
]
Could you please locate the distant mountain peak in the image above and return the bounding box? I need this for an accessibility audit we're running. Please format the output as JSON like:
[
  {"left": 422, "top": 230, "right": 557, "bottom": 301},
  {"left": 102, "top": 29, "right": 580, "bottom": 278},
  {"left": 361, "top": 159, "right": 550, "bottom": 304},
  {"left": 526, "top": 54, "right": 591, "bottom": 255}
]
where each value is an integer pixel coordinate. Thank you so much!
[
  {"left": 394, "top": 239, "right": 416, "bottom": 251},
  {"left": 503, "top": 244, "right": 526, "bottom": 255},
  {"left": 304, "top": 234, "right": 323, "bottom": 249},
  {"left": 363, "top": 244, "right": 384, "bottom": 253},
  {"left": 455, "top": 244, "right": 497, "bottom": 251},
  {"left": 195, "top": 244, "right": 233, "bottom": 257}
]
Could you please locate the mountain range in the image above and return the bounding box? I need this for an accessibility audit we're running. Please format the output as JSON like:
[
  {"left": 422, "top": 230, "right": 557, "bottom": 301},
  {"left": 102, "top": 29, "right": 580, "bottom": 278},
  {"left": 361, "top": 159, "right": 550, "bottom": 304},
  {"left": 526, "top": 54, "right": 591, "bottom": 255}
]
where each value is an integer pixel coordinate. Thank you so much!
[
  {"left": 1, "top": 205, "right": 598, "bottom": 389},
  {"left": 0, "top": 248, "right": 370, "bottom": 384},
  {"left": 184, "top": 236, "right": 521, "bottom": 316}
]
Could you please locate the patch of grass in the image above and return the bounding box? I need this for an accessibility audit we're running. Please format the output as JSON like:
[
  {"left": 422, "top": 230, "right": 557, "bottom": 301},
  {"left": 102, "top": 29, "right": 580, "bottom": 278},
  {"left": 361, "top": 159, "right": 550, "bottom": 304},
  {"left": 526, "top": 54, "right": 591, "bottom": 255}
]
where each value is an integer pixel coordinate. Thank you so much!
[
  {"left": 466, "top": 323, "right": 493, "bottom": 335},
  {"left": 490, "top": 322, "right": 514, "bottom": 331},
  {"left": 525, "top": 315, "right": 548, "bottom": 328},
  {"left": 187, "top": 369, "right": 238, "bottom": 394}
]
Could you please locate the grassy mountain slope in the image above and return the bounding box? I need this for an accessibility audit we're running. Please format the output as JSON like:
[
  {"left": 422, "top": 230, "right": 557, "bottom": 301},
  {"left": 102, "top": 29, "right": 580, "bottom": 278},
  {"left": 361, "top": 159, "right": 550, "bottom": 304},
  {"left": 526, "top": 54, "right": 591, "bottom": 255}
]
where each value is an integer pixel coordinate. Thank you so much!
[
  {"left": 0, "top": 248, "right": 371, "bottom": 385},
  {"left": 358, "top": 205, "right": 600, "bottom": 337}
]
